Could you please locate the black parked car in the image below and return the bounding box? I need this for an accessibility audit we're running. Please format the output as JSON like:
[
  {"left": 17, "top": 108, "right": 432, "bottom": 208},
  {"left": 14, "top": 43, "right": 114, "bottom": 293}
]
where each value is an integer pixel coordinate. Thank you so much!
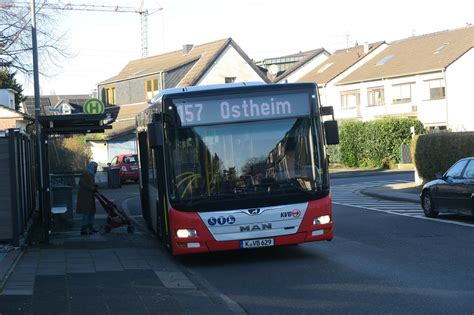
[{"left": 420, "top": 157, "right": 474, "bottom": 217}]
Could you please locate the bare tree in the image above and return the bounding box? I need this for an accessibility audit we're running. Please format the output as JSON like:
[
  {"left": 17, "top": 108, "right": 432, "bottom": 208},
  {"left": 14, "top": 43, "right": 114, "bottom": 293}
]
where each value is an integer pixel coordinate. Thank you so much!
[{"left": 0, "top": 0, "right": 68, "bottom": 75}]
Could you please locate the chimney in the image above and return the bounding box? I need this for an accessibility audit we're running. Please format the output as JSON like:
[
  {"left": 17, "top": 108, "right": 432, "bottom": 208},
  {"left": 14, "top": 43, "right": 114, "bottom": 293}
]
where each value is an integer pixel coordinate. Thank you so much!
[
  {"left": 182, "top": 44, "right": 193, "bottom": 54},
  {"left": 363, "top": 42, "right": 369, "bottom": 54}
]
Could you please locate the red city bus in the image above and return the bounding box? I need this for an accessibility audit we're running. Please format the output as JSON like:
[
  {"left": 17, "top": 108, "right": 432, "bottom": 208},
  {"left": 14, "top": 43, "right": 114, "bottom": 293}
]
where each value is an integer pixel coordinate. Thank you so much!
[{"left": 136, "top": 82, "right": 339, "bottom": 255}]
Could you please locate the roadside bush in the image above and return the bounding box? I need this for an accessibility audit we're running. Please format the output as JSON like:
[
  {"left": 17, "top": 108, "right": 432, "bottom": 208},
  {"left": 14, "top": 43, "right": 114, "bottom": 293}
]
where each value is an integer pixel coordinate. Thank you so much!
[
  {"left": 339, "top": 117, "right": 424, "bottom": 168},
  {"left": 339, "top": 120, "right": 366, "bottom": 167},
  {"left": 412, "top": 132, "right": 474, "bottom": 181},
  {"left": 326, "top": 144, "right": 341, "bottom": 164},
  {"left": 49, "top": 136, "right": 92, "bottom": 173}
]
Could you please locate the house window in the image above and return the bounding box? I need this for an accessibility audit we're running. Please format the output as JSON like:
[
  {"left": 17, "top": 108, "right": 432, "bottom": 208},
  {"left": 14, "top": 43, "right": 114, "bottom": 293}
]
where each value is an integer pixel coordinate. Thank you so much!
[
  {"left": 145, "top": 78, "right": 160, "bottom": 100},
  {"left": 340, "top": 90, "right": 360, "bottom": 109},
  {"left": 105, "top": 87, "right": 116, "bottom": 105},
  {"left": 225, "top": 77, "right": 236, "bottom": 84},
  {"left": 367, "top": 87, "right": 385, "bottom": 106},
  {"left": 392, "top": 83, "right": 413, "bottom": 104},
  {"left": 426, "top": 79, "right": 445, "bottom": 100}
]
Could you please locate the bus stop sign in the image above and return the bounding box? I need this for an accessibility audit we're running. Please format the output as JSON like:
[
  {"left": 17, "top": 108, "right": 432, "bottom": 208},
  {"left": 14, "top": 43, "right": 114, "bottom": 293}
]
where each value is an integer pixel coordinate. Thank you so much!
[{"left": 84, "top": 98, "right": 105, "bottom": 114}]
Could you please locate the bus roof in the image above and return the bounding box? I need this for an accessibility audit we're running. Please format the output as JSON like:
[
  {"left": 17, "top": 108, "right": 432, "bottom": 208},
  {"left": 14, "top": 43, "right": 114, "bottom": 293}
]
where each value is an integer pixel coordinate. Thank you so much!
[
  {"left": 148, "top": 82, "right": 316, "bottom": 105},
  {"left": 149, "top": 82, "right": 264, "bottom": 104}
]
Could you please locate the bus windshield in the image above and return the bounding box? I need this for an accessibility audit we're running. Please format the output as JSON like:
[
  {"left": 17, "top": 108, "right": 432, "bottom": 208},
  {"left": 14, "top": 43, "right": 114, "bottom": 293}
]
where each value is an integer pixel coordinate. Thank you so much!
[{"left": 166, "top": 117, "right": 327, "bottom": 211}]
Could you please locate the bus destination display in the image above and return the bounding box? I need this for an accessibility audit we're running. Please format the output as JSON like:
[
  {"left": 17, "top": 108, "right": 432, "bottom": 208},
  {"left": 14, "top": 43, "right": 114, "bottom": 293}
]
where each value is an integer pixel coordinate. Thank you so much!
[{"left": 173, "top": 92, "right": 310, "bottom": 126}]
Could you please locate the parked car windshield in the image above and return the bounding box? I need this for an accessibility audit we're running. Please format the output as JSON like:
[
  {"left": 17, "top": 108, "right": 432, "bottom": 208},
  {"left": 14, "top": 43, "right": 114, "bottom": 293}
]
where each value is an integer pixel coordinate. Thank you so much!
[
  {"left": 462, "top": 160, "right": 474, "bottom": 179},
  {"left": 445, "top": 160, "right": 468, "bottom": 178}
]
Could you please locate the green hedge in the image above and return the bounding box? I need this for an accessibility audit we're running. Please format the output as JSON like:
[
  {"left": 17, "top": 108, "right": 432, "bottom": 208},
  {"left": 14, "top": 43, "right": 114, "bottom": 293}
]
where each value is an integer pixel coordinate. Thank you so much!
[
  {"left": 412, "top": 132, "right": 474, "bottom": 181},
  {"left": 338, "top": 117, "right": 424, "bottom": 168}
]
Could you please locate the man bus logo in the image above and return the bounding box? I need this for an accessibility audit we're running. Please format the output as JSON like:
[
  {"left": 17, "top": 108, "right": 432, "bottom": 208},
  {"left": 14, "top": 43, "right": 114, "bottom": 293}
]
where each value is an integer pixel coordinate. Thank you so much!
[
  {"left": 240, "top": 223, "right": 272, "bottom": 232},
  {"left": 84, "top": 98, "right": 105, "bottom": 114}
]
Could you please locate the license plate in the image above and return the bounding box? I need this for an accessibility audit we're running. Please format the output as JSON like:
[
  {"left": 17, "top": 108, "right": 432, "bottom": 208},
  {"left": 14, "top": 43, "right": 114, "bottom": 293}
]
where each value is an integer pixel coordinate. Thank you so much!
[
  {"left": 130, "top": 166, "right": 138, "bottom": 170},
  {"left": 240, "top": 238, "right": 274, "bottom": 249}
]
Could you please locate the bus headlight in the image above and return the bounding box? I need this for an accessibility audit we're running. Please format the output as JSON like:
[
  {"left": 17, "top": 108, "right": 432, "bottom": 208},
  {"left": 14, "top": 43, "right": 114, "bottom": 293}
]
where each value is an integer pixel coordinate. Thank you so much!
[
  {"left": 176, "top": 229, "right": 198, "bottom": 238},
  {"left": 313, "top": 215, "right": 331, "bottom": 225}
]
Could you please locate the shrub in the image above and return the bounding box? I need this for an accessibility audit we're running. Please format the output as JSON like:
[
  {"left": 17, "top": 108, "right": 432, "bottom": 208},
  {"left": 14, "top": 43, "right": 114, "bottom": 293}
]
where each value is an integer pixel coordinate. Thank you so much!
[
  {"left": 412, "top": 132, "right": 474, "bottom": 181},
  {"left": 326, "top": 144, "right": 342, "bottom": 164},
  {"left": 338, "top": 117, "right": 423, "bottom": 168},
  {"left": 339, "top": 120, "right": 366, "bottom": 167},
  {"left": 49, "top": 136, "right": 92, "bottom": 173}
]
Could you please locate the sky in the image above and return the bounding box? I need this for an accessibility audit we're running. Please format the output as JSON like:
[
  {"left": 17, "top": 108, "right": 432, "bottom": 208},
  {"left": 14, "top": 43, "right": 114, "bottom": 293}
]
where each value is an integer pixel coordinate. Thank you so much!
[{"left": 19, "top": 0, "right": 474, "bottom": 96}]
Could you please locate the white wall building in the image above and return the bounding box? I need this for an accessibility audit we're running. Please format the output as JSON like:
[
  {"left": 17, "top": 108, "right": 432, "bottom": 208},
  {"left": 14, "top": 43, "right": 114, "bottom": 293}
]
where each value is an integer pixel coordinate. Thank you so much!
[
  {"left": 0, "top": 89, "right": 16, "bottom": 110},
  {"left": 272, "top": 49, "right": 330, "bottom": 83},
  {"left": 333, "top": 26, "right": 474, "bottom": 131},
  {"left": 298, "top": 42, "right": 387, "bottom": 118}
]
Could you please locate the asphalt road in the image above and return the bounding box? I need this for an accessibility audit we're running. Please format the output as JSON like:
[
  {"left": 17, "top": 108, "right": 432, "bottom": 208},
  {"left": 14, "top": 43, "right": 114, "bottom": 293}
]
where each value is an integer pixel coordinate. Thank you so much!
[{"left": 171, "top": 173, "right": 474, "bottom": 314}]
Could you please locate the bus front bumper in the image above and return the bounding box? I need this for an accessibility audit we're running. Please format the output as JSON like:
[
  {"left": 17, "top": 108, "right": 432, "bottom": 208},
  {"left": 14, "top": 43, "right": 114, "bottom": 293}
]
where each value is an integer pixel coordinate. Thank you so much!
[{"left": 172, "top": 225, "right": 333, "bottom": 255}]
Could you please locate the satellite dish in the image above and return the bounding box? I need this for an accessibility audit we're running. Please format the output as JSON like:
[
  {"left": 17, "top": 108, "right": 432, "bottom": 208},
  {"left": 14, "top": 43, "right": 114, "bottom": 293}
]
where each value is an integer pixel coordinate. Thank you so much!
[{"left": 268, "top": 64, "right": 279, "bottom": 76}]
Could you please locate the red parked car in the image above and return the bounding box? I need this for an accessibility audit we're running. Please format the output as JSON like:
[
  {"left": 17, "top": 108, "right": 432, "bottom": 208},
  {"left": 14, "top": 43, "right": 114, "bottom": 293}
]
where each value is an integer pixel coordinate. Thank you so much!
[{"left": 108, "top": 154, "right": 139, "bottom": 183}]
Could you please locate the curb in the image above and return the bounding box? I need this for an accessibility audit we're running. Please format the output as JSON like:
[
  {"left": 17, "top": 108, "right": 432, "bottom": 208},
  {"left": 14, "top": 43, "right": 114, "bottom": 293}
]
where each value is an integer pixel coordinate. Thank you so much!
[
  {"left": 361, "top": 187, "right": 420, "bottom": 204},
  {"left": 0, "top": 249, "right": 24, "bottom": 293},
  {"left": 330, "top": 169, "right": 414, "bottom": 179}
]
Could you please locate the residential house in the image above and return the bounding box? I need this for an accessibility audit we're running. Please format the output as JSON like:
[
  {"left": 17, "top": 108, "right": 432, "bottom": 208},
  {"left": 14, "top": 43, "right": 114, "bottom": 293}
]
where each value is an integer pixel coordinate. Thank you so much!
[
  {"left": 0, "top": 89, "right": 32, "bottom": 134},
  {"left": 91, "top": 38, "right": 268, "bottom": 164},
  {"left": 298, "top": 42, "right": 387, "bottom": 118},
  {"left": 23, "top": 94, "right": 91, "bottom": 117},
  {"left": 0, "top": 89, "right": 16, "bottom": 110},
  {"left": 334, "top": 26, "right": 474, "bottom": 131},
  {"left": 256, "top": 49, "right": 329, "bottom": 83},
  {"left": 97, "top": 38, "right": 268, "bottom": 106}
]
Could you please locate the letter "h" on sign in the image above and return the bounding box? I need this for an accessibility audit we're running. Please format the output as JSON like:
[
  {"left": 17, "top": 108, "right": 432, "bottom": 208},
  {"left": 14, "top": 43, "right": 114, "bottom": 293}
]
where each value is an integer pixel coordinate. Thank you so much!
[{"left": 89, "top": 102, "right": 99, "bottom": 114}]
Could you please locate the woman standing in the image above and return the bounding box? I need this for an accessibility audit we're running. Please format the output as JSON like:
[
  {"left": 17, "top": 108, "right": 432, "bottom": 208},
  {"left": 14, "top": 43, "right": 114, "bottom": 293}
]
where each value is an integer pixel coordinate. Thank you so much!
[{"left": 77, "top": 161, "right": 98, "bottom": 235}]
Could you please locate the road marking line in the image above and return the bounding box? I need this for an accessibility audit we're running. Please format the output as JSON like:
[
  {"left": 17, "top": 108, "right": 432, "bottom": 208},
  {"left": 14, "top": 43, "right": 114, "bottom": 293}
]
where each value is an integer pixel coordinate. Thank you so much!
[{"left": 333, "top": 202, "right": 474, "bottom": 228}]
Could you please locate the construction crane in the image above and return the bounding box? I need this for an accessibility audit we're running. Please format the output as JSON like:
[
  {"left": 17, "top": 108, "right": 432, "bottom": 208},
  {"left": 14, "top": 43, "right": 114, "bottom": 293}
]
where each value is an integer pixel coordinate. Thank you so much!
[{"left": 6, "top": 1, "right": 163, "bottom": 57}]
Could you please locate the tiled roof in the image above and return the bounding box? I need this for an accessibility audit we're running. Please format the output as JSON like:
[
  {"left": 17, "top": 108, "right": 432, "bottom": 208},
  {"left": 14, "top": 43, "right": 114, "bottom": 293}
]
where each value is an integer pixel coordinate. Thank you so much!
[
  {"left": 24, "top": 94, "right": 91, "bottom": 117},
  {"left": 297, "top": 42, "right": 384, "bottom": 85},
  {"left": 104, "top": 102, "right": 148, "bottom": 138},
  {"left": 338, "top": 26, "right": 474, "bottom": 85},
  {"left": 273, "top": 48, "right": 328, "bottom": 82},
  {"left": 100, "top": 38, "right": 250, "bottom": 86}
]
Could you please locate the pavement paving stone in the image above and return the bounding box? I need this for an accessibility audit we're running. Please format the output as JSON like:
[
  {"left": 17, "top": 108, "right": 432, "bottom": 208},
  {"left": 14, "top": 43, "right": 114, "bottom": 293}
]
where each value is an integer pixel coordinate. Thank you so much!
[
  {"left": 70, "top": 298, "right": 109, "bottom": 315},
  {"left": 0, "top": 295, "right": 31, "bottom": 313},
  {"left": 0, "top": 186, "right": 241, "bottom": 314}
]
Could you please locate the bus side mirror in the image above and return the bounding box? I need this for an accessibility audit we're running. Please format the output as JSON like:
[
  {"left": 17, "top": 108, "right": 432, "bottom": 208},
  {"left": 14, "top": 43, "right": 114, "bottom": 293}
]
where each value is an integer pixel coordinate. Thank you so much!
[
  {"left": 324, "top": 120, "right": 339, "bottom": 145},
  {"left": 320, "top": 106, "right": 334, "bottom": 117},
  {"left": 147, "top": 122, "right": 163, "bottom": 148}
]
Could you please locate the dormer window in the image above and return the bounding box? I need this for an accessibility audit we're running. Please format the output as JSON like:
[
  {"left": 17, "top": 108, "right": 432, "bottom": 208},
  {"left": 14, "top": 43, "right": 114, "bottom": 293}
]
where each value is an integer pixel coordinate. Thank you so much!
[
  {"left": 433, "top": 44, "right": 448, "bottom": 54},
  {"left": 375, "top": 54, "right": 395, "bottom": 66}
]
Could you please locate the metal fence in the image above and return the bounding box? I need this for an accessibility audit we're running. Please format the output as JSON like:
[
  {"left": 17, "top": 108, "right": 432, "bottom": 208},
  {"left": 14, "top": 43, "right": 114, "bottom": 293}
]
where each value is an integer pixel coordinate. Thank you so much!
[
  {"left": 400, "top": 144, "right": 412, "bottom": 164},
  {"left": 0, "top": 129, "right": 36, "bottom": 246}
]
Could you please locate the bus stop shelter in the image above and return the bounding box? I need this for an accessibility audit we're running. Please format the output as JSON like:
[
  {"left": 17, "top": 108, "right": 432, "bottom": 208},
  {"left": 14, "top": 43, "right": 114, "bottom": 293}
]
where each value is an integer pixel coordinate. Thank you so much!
[{"left": 37, "top": 113, "right": 116, "bottom": 243}]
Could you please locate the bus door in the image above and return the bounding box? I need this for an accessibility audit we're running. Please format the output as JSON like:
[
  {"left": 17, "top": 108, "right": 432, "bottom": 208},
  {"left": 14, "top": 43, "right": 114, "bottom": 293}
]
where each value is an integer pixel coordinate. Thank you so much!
[
  {"left": 137, "top": 131, "right": 151, "bottom": 227},
  {"left": 147, "top": 119, "right": 171, "bottom": 248}
]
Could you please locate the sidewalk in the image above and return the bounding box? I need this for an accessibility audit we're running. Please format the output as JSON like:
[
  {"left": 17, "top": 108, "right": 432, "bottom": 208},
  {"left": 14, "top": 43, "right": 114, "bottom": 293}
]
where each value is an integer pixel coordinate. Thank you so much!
[
  {"left": 0, "top": 184, "right": 242, "bottom": 315},
  {"left": 361, "top": 182, "right": 421, "bottom": 203}
]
